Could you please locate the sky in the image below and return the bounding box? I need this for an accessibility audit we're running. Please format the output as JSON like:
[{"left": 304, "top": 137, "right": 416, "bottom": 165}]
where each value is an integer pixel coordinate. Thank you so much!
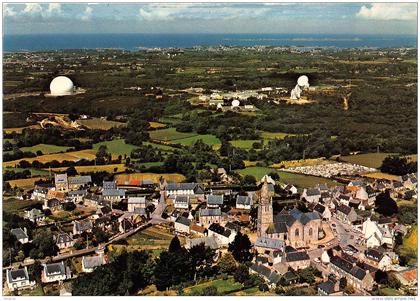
[{"left": 3, "top": 2, "right": 418, "bottom": 35}]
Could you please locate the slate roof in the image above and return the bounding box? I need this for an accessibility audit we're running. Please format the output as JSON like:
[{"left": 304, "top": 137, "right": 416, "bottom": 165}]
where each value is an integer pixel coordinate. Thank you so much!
[
  {"left": 98, "top": 206, "right": 112, "bottom": 215},
  {"left": 330, "top": 256, "right": 367, "bottom": 280},
  {"left": 45, "top": 262, "right": 66, "bottom": 276},
  {"left": 207, "top": 195, "right": 224, "bottom": 205},
  {"left": 313, "top": 203, "right": 326, "bottom": 214},
  {"left": 166, "top": 183, "right": 204, "bottom": 194},
  {"left": 174, "top": 195, "right": 189, "bottom": 204},
  {"left": 318, "top": 280, "right": 336, "bottom": 294},
  {"left": 34, "top": 185, "right": 50, "bottom": 194},
  {"left": 306, "top": 188, "right": 321, "bottom": 196},
  {"left": 102, "top": 189, "right": 125, "bottom": 197},
  {"left": 225, "top": 222, "right": 241, "bottom": 233},
  {"left": 74, "top": 220, "right": 93, "bottom": 232},
  {"left": 200, "top": 208, "right": 221, "bottom": 217},
  {"left": 56, "top": 233, "right": 72, "bottom": 244},
  {"left": 249, "top": 263, "right": 281, "bottom": 284},
  {"left": 365, "top": 248, "right": 384, "bottom": 262},
  {"left": 68, "top": 190, "right": 87, "bottom": 196},
  {"left": 10, "top": 228, "right": 28, "bottom": 241},
  {"left": 337, "top": 204, "right": 352, "bottom": 215},
  {"left": 285, "top": 251, "right": 310, "bottom": 262},
  {"left": 209, "top": 223, "right": 231, "bottom": 238},
  {"left": 27, "top": 208, "right": 44, "bottom": 219},
  {"left": 103, "top": 181, "right": 117, "bottom": 190},
  {"left": 8, "top": 267, "right": 29, "bottom": 283},
  {"left": 236, "top": 195, "right": 252, "bottom": 206},
  {"left": 255, "top": 237, "right": 285, "bottom": 250},
  {"left": 68, "top": 175, "right": 92, "bottom": 185},
  {"left": 82, "top": 255, "right": 104, "bottom": 269},
  {"left": 186, "top": 236, "right": 219, "bottom": 249},
  {"left": 47, "top": 198, "right": 61, "bottom": 207},
  {"left": 128, "top": 196, "right": 146, "bottom": 204},
  {"left": 175, "top": 216, "right": 191, "bottom": 227}
]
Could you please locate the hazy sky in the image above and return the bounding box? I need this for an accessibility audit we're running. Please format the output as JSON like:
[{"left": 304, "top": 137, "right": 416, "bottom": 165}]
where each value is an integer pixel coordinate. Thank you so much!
[{"left": 3, "top": 2, "right": 418, "bottom": 35}]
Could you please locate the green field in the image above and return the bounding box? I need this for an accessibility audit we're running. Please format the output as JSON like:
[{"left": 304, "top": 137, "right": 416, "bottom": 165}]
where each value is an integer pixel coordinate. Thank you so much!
[
  {"left": 171, "top": 134, "right": 221, "bottom": 147},
  {"left": 149, "top": 128, "right": 197, "bottom": 141},
  {"left": 378, "top": 288, "right": 403, "bottom": 296},
  {"left": 78, "top": 118, "right": 126, "bottom": 130},
  {"left": 143, "top": 142, "right": 178, "bottom": 152},
  {"left": 3, "top": 197, "right": 40, "bottom": 213},
  {"left": 3, "top": 167, "right": 50, "bottom": 176},
  {"left": 134, "top": 161, "right": 164, "bottom": 168},
  {"left": 399, "top": 226, "right": 418, "bottom": 265},
  {"left": 20, "top": 144, "right": 71, "bottom": 155},
  {"left": 184, "top": 277, "right": 243, "bottom": 295},
  {"left": 260, "top": 131, "right": 295, "bottom": 140},
  {"left": 237, "top": 166, "right": 337, "bottom": 188},
  {"left": 230, "top": 140, "right": 262, "bottom": 149},
  {"left": 340, "top": 153, "right": 397, "bottom": 168},
  {"left": 93, "top": 139, "right": 138, "bottom": 157}
]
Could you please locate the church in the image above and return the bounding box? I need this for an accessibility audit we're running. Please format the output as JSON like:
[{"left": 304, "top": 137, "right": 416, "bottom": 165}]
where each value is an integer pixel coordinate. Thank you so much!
[{"left": 257, "top": 179, "right": 322, "bottom": 249}]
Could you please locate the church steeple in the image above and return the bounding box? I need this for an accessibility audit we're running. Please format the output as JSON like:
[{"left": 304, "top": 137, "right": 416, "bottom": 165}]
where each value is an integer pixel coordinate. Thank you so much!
[{"left": 257, "top": 175, "right": 273, "bottom": 237}]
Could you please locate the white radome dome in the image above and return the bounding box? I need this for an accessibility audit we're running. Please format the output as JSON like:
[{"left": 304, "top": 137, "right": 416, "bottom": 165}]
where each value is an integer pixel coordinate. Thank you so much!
[
  {"left": 50, "top": 76, "right": 74, "bottom": 96},
  {"left": 231, "top": 99, "right": 240, "bottom": 107}
]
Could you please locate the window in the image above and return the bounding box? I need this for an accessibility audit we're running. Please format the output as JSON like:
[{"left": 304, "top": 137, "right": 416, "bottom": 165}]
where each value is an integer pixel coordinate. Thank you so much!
[
  {"left": 295, "top": 228, "right": 299, "bottom": 237},
  {"left": 309, "top": 228, "right": 313, "bottom": 236}
]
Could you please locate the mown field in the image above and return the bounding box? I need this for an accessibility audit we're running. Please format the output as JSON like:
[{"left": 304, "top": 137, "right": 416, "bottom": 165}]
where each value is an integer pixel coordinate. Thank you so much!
[
  {"left": 3, "top": 197, "right": 41, "bottom": 213},
  {"left": 77, "top": 118, "right": 126, "bottom": 130},
  {"left": 93, "top": 139, "right": 137, "bottom": 158},
  {"left": 3, "top": 167, "right": 50, "bottom": 176},
  {"left": 340, "top": 152, "right": 417, "bottom": 169},
  {"left": 3, "top": 124, "right": 42, "bottom": 134},
  {"left": 149, "top": 127, "right": 220, "bottom": 146},
  {"left": 237, "top": 166, "right": 337, "bottom": 188},
  {"left": 115, "top": 172, "right": 185, "bottom": 184},
  {"left": 3, "top": 149, "right": 97, "bottom": 167},
  {"left": 20, "top": 143, "right": 71, "bottom": 155},
  {"left": 48, "top": 164, "right": 127, "bottom": 173},
  {"left": 7, "top": 177, "right": 47, "bottom": 190}
]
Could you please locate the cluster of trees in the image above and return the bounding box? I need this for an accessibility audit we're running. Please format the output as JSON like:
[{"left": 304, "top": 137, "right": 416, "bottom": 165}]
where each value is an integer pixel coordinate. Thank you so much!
[
  {"left": 380, "top": 155, "right": 417, "bottom": 176},
  {"left": 3, "top": 169, "right": 33, "bottom": 181},
  {"left": 130, "top": 146, "right": 163, "bottom": 162}
]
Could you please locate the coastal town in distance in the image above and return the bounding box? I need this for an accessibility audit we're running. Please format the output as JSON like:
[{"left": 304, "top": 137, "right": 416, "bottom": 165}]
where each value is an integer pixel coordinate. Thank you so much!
[{"left": 2, "top": 2, "right": 418, "bottom": 298}]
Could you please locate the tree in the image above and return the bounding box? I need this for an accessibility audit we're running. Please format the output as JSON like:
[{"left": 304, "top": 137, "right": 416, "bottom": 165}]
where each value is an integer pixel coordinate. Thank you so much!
[
  {"left": 380, "top": 155, "right": 417, "bottom": 176},
  {"left": 374, "top": 270, "right": 388, "bottom": 285},
  {"left": 66, "top": 166, "right": 78, "bottom": 176},
  {"left": 339, "top": 277, "right": 347, "bottom": 290},
  {"left": 168, "top": 236, "right": 182, "bottom": 253},
  {"left": 29, "top": 229, "right": 58, "bottom": 259},
  {"left": 268, "top": 172, "right": 280, "bottom": 181},
  {"left": 228, "top": 232, "right": 253, "bottom": 263},
  {"left": 233, "top": 264, "right": 250, "bottom": 284},
  {"left": 154, "top": 250, "right": 193, "bottom": 291},
  {"left": 388, "top": 273, "right": 401, "bottom": 289},
  {"left": 241, "top": 175, "right": 256, "bottom": 186},
  {"left": 375, "top": 191, "right": 398, "bottom": 216},
  {"left": 217, "top": 252, "right": 237, "bottom": 274},
  {"left": 189, "top": 243, "right": 216, "bottom": 280}
]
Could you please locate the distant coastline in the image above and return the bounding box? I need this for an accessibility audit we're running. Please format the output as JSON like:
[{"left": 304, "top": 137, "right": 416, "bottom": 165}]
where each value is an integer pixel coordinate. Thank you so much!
[{"left": 3, "top": 33, "right": 417, "bottom": 52}]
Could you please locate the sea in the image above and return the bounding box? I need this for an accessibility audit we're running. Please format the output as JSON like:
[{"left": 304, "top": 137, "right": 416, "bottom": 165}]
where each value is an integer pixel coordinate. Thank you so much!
[{"left": 3, "top": 33, "right": 417, "bottom": 52}]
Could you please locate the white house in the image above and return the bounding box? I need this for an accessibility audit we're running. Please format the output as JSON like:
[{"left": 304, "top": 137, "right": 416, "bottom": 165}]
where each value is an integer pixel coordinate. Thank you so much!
[
  {"left": 10, "top": 228, "right": 29, "bottom": 244},
  {"left": 364, "top": 248, "right": 393, "bottom": 271},
  {"left": 174, "top": 195, "right": 190, "bottom": 210},
  {"left": 73, "top": 219, "right": 93, "bottom": 235},
  {"left": 41, "top": 262, "right": 69, "bottom": 283},
  {"left": 207, "top": 195, "right": 224, "bottom": 208},
  {"left": 31, "top": 185, "right": 51, "bottom": 201},
  {"left": 207, "top": 223, "right": 235, "bottom": 247},
  {"left": 175, "top": 216, "right": 191, "bottom": 234},
  {"left": 362, "top": 218, "right": 394, "bottom": 248},
  {"left": 6, "top": 267, "right": 36, "bottom": 292},
  {"left": 82, "top": 255, "right": 105, "bottom": 273},
  {"left": 127, "top": 196, "right": 147, "bottom": 212},
  {"left": 236, "top": 195, "right": 252, "bottom": 210},
  {"left": 25, "top": 208, "right": 45, "bottom": 224},
  {"left": 166, "top": 183, "right": 205, "bottom": 197},
  {"left": 301, "top": 188, "right": 321, "bottom": 203},
  {"left": 55, "top": 233, "right": 74, "bottom": 250}
]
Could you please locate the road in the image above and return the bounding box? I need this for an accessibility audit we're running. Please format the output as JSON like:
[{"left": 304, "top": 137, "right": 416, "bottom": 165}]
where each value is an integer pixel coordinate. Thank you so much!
[{"left": 330, "top": 216, "right": 366, "bottom": 252}]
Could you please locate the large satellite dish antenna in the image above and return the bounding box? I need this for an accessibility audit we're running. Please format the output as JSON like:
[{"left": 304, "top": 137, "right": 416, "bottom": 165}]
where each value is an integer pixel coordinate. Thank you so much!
[
  {"left": 231, "top": 99, "right": 240, "bottom": 107},
  {"left": 297, "top": 75, "right": 309, "bottom": 87}
]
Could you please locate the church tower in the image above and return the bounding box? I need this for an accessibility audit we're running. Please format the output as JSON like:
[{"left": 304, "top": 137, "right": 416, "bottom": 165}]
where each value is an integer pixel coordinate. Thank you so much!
[{"left": 257, "top": 177, "right": 273, "bottom": 237}]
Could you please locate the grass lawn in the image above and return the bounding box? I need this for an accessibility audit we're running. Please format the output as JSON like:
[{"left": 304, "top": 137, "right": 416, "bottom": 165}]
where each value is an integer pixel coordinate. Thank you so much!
[
  {"left": 3, "top": 197, "right": 40, "bottom": 213},
  {"left": 230, "top": 140, "right": 261, "bottom": 149},
  {"left": 379, "top": 288, "right": 403, "bottom": 296},
  {"left": 260, "top": 131, "right": 296, "bottom": 140},
  {"left": 3, "top": 124, "right": 41, "bottom": 134},
  {"left": 115, "top": 172, "right": 185, "bottom": 184},
  {"left": 49, "top": 164, "right": 127, "bottom": 173},
  {"left": 149, "top": 128, "right": 197, "bottom": 141},
  {"left": 184, "top": 277, "right": 243, "bottom": 295},
  {"left": 400, "top": 226, "right": 417, "bottom": 260},
  {"left": 340, "top": 152, "right": 396, "bottom": 168},
  {"left": 93, "top": 139, "right": 138, "bottom": 158},
  {"left": 20, "top": 144, "right": 71, "bottom": 155},
  {"left": 3, "top": 167, "right": 50, "bottom": 176},
  {"left": 143, "top": 142, "right": 178, "bottom": 152},
  {"left": 78, "top": 118, "right": 126, "bottom": 130},
  {"left": 21, "top": 285, "right": 45, "bottom": 296},
  {"left": 237, "top": 166, "right": 337, "bottom": 188},
  {"left": 170, "top": 134, "right": 221, "bottom": 147},
  {"left": 134, "top": 162, "right": 164, "bottom": 168}
]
